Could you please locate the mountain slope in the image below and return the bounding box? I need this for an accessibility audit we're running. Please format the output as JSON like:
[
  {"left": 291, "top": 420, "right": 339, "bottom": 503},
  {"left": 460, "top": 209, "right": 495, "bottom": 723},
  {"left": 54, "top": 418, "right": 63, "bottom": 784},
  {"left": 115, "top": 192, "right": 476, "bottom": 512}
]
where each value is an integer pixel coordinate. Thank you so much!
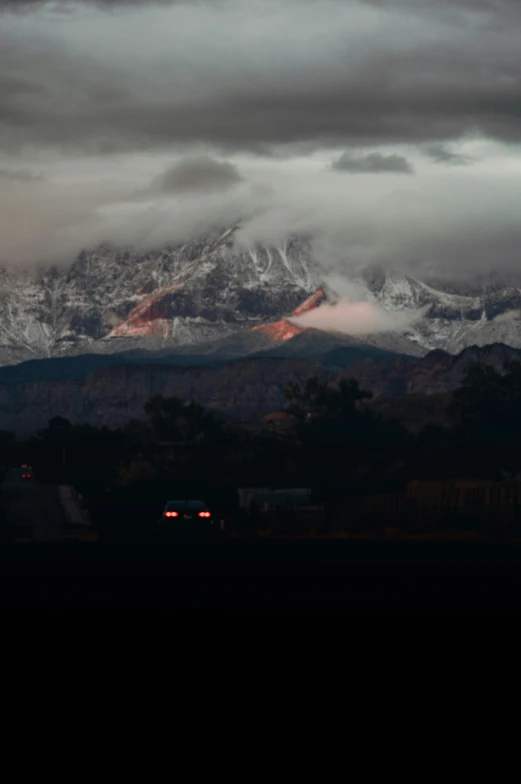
[{"left": 0, "top": 326, "right": 401, "bottom": 386}]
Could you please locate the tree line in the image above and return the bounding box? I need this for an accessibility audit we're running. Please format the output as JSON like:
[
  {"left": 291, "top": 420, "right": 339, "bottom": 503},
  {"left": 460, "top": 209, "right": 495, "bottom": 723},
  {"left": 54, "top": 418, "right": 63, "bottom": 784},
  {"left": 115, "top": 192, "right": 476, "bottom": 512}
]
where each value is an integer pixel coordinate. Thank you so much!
[{"left": 1, "top": 359, "right": 521, "bottom": 530}]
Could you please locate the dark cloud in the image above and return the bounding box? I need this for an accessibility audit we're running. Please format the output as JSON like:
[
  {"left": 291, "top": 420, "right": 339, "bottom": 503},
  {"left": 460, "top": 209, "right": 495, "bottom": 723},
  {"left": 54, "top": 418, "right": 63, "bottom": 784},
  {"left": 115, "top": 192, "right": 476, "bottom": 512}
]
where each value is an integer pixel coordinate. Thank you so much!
[
  {"left": 0, "top": 168, "right": 45, "bottom": 181},
  {"left": 150, "top": 156, "right": 243, "bottom": 193},
  {"left": 363, "top": 0, "right": 521, "bottom": 20},
  {"left": 1, "top": 1, "right": 521, "bottom": 156},
  {"left": 332, "top": 151, "right": 414, "bottom": 174},
  {"left": 423, "top": 143, "right": 475, "bottom": 166},
  {"left": 0, "top": 1, "right": 177, "bottom": 10},
  {"left": 3, "top": 0, "right": 519, "bottom": 13}
]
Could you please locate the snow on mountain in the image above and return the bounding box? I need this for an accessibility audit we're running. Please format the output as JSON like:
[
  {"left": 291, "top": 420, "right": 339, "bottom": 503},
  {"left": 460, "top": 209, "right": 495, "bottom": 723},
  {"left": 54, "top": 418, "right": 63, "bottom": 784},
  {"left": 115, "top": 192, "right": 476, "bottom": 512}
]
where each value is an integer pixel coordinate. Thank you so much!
[
  {"left": 248, "top": 265, "right": 521, "bottom": 357},
  {"left": 0, "top": 228, "right": 320, "bottom": 365},
  {"left": 1, "top": 227, "right": 521, "bottom": 366},
  {"left": 356, "top": 267, "right": 521, "bottom": 355}
]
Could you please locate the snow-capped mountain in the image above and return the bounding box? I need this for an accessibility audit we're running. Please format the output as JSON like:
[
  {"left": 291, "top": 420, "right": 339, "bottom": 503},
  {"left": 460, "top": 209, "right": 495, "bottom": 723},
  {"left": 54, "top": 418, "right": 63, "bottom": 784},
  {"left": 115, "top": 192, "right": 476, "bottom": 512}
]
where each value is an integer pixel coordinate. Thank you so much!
[
  {"left": 2, "top": 226, "right": 521, "bottom": 366},
  {"left": 357, "top": 267, "right": 521, "bottom": 355},
  {"left": 0, "top": 228, "right": 320, "bottom": 365}
]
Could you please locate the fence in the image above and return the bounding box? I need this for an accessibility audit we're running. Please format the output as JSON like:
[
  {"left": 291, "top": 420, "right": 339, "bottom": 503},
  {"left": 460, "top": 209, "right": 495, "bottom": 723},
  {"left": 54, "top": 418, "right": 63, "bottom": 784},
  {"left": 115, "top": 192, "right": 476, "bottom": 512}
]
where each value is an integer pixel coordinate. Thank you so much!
[
  {"left": 243, "top": 481, "right": 521, "bottom": 537},
  {"left": 406, "top": 480, "right": 521, "bottom": 511}
]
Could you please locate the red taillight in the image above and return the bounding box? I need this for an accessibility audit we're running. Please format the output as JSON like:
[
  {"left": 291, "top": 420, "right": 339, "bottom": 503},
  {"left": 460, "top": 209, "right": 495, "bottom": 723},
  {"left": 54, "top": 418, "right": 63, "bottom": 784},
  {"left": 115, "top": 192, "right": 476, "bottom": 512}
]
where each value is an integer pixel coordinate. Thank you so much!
[
  {"left": 165, "top": 511, "right": 179, "bottom": 518},
  {"left": 198, "top": 511, "right": 211, "bottom": 518}
]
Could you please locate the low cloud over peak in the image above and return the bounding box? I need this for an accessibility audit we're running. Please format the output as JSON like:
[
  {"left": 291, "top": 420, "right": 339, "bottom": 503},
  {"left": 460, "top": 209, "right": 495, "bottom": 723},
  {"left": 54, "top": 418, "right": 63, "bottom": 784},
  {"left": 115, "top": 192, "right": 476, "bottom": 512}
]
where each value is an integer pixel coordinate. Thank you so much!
[
  {"left": 290, "top": 299, "right": 425, "bottom": 336},
  {"left": 332, "top": 151, "right": 414, "bottom": 175}
]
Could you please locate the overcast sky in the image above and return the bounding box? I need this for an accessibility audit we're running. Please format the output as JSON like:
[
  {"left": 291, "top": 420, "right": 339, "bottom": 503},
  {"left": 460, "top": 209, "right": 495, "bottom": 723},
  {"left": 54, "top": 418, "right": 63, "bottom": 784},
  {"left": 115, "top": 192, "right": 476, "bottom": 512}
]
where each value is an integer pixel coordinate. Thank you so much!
[{"left": 1, "top": 0, "right": 521, "bottom": 279}]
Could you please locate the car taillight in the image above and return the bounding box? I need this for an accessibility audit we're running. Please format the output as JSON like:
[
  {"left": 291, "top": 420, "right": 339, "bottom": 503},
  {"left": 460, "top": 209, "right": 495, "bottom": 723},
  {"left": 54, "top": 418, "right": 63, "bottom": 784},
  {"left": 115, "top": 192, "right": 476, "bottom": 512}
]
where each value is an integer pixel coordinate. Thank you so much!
[
  {"left": 198, "top": 511, "right": 211, "bottom": 518},
  {"left": 165, "top": 511, "right": 179, "bottom": 518}
]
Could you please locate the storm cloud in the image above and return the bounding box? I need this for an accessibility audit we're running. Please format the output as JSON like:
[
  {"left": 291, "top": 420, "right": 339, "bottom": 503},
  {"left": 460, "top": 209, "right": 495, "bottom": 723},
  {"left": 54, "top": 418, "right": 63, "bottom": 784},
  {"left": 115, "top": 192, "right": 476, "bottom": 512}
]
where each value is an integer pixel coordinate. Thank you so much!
[
  {"left": 0, "top": 1, "right": 177, "bottom": 9},
  {"left": 423, "top": 143, "right": 475, "bottom": 166},
  {"left": 2, "top": 1, "right": 521, "bottom": 155},
  {"left": 332, "top": 151, "right": 414, "bottom": 174},
  {"left": 1, "top": 0, "right": 521, "bottom": 280},
  {"left": 150, "top": 156, "right": 243, "bottom": 194},
  {"left": 0, "top": 168, "right": 45, "bottom": 181}
]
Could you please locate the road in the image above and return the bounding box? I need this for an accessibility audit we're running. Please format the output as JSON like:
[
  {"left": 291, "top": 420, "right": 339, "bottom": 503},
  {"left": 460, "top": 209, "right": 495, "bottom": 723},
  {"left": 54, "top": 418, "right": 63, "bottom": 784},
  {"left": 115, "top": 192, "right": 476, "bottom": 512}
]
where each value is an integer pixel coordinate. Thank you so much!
[{"left": 0, "top": 468, "right": 66, "bottom": 543}]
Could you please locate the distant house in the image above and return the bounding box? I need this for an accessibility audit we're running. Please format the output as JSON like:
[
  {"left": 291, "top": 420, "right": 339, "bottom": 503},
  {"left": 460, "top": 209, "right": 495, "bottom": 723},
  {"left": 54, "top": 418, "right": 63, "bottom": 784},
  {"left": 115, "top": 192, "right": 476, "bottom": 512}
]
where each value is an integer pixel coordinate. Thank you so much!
[{"left": 260, "top": 411, "right": 297, "bottom": 434}]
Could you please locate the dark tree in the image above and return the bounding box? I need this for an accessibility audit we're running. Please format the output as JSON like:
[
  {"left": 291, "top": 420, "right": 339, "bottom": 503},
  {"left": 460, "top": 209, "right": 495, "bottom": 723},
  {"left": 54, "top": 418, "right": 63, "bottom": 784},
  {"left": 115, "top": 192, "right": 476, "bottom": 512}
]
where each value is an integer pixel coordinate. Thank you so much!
[
  {"left": 283, "top": 375, "right": 372, "bottom": 422},
  {"left": 144, "top": 394, "right": 223, "bottom": 444}
]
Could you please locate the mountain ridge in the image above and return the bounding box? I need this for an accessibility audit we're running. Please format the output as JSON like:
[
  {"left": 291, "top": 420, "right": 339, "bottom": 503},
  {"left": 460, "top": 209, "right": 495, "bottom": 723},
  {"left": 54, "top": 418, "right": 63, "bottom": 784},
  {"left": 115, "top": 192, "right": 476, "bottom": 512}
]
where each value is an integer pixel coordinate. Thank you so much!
[
  {"left": 2, "top": 230, "right": 521, "bottom": 365},
  {"left": 1, "top": 340, "right": 520, "bottom": 434}
]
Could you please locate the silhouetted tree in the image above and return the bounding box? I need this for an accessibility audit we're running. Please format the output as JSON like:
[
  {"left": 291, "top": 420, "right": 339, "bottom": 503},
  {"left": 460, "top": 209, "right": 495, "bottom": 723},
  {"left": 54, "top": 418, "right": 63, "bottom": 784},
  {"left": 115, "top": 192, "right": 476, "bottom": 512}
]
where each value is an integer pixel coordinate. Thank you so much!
[
  {"left": 48, "top": 416, "right": 72, "bottom": 433},
  {"left": 284, "top": 376, "right": 372, "bottom": 422},
  {"left": 144, "top": 394, "right": 224, "bottom": 444},
  {"left": 282, "top": 374, "right": 408, "bottom": 498},
  {"left": 444, "top": 360, "right": 521, "bottom": 479}
]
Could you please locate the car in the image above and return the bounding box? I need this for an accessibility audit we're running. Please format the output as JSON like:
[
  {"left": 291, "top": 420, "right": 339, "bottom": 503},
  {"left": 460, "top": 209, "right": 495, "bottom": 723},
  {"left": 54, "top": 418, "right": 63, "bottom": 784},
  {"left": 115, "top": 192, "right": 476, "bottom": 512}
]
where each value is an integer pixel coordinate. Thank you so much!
[
  {"left": 157, "top": 499, "right": 221, "bottom": 537},
  {"left": 20, "top": 464, "right": 32, "bottom": 479}
]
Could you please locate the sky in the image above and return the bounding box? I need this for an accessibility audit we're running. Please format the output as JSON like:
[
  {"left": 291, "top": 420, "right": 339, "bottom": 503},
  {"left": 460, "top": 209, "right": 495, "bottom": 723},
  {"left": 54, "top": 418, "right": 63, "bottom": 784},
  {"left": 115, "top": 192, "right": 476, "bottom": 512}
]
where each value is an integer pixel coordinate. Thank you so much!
[{"left": 1, "top": 0, "right": 521, "bottom": 290}]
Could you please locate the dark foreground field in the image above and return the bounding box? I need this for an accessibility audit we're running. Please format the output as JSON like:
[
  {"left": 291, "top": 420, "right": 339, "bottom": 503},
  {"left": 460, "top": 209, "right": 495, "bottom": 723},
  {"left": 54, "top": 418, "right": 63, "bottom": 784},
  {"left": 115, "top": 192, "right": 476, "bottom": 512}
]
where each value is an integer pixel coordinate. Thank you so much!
[
  {"left": 2, "top": 469, "right": 521, "bottom": 625},
  {"left": 2, "top": 538, "right": 521, "bottom": 625}
]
